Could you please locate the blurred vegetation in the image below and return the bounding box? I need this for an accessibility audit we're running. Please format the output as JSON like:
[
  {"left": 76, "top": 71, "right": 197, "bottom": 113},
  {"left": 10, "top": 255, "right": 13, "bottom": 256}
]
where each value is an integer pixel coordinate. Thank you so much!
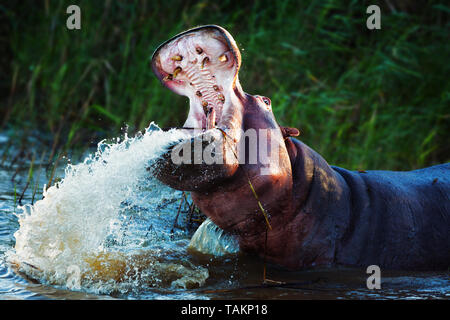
[{"left": 0, "top": 0, "right": 449, "bottom": 170}]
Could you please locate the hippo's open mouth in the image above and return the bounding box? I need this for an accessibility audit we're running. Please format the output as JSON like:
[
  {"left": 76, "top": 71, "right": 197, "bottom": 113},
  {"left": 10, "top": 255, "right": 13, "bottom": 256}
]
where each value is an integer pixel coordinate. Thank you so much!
[{"left": 151, "top": 26, "right": 242, "bottom": 131}]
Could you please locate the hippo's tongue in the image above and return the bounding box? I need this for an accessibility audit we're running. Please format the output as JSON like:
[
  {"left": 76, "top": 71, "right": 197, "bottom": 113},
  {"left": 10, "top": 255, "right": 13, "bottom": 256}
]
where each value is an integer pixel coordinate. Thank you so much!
[{"left": 151, "top": 25, "right": 241, "bottom": 130}]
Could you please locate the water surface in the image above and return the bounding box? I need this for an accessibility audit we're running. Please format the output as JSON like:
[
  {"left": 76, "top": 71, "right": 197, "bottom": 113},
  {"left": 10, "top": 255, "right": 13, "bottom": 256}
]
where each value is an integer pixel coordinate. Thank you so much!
[{"left": 0, "top": 129, "right": 448, "bottom": 300}]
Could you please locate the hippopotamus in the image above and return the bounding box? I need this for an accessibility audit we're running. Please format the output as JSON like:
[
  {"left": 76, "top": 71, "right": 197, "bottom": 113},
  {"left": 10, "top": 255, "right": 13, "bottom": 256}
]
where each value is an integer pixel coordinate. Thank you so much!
[{"left": 151, "top": 25, "right": 450, "bottom": 271}]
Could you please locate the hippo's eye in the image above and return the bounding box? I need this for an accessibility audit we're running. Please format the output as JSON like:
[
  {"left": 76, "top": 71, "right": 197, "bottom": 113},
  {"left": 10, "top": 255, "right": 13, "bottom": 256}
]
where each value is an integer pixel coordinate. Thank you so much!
[{"left": 262, "top": 97, "right": 271, "bottom": 105}]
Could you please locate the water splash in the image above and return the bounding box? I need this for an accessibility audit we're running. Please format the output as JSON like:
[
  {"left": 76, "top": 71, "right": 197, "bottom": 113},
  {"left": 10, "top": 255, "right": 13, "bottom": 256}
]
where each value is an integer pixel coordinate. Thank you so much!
[
  {"left": 188, "top": 218, "right": 239, "bottom": 256},
  {"left": 7, "top": 123, "right": 216, "bottom": 294}
]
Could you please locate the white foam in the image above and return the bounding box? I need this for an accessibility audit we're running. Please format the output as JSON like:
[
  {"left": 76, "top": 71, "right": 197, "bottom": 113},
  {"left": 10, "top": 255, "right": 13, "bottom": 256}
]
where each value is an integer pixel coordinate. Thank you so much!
[
  {"left": 7, "top": 123, "right": 214, "bottom": 294},
  {"left": 189, "top": 218, "right": 239, "bottom": 256}
]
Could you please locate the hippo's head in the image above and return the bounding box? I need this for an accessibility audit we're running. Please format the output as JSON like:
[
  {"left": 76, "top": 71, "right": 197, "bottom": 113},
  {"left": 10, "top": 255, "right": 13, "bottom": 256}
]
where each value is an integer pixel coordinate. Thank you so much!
[
  {"left": 151, "top": 25, "right": 299, "bottom": 193},
  {"left": 149, "top": 27, "right": 320, "bottom": 270}
]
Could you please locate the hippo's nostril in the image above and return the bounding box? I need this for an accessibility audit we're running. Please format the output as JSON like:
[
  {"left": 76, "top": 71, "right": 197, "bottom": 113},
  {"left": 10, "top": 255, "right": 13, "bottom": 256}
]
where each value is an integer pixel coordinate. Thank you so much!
[
  {"left": 196, "top": 47, "right": 203, "bottom": 54},
  {"left": 196, "top": 91, "right": 202, "bottom": 97},
  {"left": 213, "top": 85, "right": 220, "bottom": 91},
  {"left": 171, "top": 55, "right": 183, "bottom": 61}
]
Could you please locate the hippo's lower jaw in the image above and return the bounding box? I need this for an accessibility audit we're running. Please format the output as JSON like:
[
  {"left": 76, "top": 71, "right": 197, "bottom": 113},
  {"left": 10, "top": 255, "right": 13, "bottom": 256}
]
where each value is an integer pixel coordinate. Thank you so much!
[{"left": 150, "top": 129, "right": 240, "bottom": 192}]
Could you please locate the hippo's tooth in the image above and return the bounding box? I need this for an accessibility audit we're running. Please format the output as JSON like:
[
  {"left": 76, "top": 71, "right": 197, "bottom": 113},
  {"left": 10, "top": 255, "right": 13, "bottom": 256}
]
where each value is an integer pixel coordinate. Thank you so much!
[
  {"left": 218, "top": 54, "right": 227, "bottom": 62},
  {"left": 213, "top": 85, "right": 220, "bottom": 91},
  {"left": 206, "top": 107, "right": 216, "bottom": 130},
  {"left": 218, "top": 93, "right": 225, "bottom": 102},
  {"left": 171, "top": 55, "right": 183, "bottom": 61},
  {"left": 202, "top": 104, "right": 208, "bottom": 116},
  {"left": 173, "top": 66, "right": 182, "bottom": 78},
  {"left": 163, "top": 74, "right": 173, "bottom": 81},
  {"left": 201, "top": 57, "right": 209, "bottom": 69}
]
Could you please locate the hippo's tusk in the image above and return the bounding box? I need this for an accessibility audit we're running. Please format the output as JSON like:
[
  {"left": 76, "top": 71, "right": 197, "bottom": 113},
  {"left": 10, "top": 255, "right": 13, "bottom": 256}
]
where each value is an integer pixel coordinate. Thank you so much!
[
  {"left": 171, "top": 55, "right": 183, "bottom": 61},
  {"left": 201, "top": 57, "right": 209, "bottom": 69},
  {"left": 173, "top": 66, "right": 182, "bottom": 78},
  {"left": 218, "top": 54, "right": 228, "bottom": 62},
  {"left": 218, "top": 93, "right": 225, "bottom": 102}
]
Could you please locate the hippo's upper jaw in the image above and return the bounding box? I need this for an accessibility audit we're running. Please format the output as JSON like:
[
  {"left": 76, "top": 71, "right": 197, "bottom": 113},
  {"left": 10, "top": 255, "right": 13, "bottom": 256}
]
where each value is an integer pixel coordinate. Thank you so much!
[
  {"left": 150, "top": 25, "right": 253, "bottom": 191},
  {"left": 152, "top": 25, "right": 244, "bottom": 132}
]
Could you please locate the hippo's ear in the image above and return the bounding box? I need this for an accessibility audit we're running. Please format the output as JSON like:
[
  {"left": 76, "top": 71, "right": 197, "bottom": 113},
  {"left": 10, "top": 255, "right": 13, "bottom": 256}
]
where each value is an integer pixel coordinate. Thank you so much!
[
  {"left": 151, "top": 25, "right": 241, "bottom": 98},
  {"left": 280, "top": 126, "right": 301, "bottom": 139}
]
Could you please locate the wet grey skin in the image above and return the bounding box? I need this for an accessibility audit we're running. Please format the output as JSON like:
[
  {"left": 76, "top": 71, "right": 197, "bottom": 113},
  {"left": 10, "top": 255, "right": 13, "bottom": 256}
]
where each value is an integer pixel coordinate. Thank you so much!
[{"left": 151, "top": 25, "right": 450, "bottom": 271}]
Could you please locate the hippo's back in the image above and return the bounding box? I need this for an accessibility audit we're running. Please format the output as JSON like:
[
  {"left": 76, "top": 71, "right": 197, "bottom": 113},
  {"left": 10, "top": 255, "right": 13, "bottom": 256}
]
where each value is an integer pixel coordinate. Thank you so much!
[{"left": 333, "top": 163, "right": 450, "bottom": 270}]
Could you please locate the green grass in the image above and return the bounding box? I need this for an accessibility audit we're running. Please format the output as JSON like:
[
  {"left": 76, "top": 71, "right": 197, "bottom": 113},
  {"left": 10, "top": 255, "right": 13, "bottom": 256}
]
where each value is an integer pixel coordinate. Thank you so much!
[{"left": 1, "top": 0, "right": 449, "bottom": 170}]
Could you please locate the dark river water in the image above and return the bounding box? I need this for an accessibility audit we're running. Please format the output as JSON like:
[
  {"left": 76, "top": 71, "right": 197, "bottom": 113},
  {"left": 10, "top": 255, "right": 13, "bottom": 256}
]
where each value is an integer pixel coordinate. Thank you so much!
[{"left": 0, "top": 131, "right": 448, "bottom": 300}]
